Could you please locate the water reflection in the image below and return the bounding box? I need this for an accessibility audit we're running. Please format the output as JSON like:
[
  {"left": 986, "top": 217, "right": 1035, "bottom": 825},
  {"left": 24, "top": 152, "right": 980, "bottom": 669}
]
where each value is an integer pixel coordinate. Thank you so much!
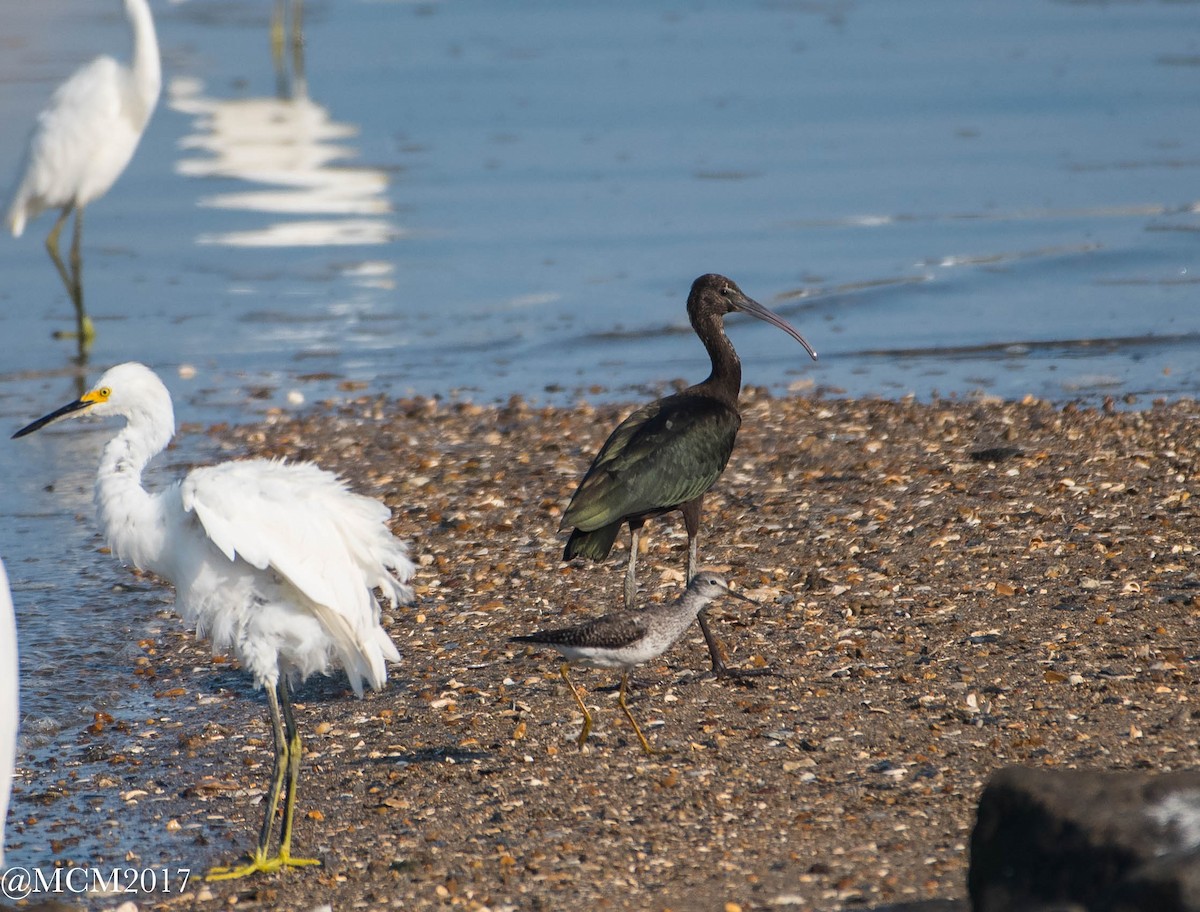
[
  {"left": 168, "top": 53, "right": 397, "bottom": 248},
  {"left": 270, "top": 0, "right": 306, "bottom": 101}
]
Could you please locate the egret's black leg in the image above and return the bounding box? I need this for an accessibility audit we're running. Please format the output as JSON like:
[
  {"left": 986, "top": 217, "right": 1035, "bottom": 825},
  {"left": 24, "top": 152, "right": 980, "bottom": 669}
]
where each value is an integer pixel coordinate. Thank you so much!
[
  {"left": 277, "top": 677, "right": 320, "bottom": 869},
  {"left": 206, "top": 679, "right": 318, "bottom": 879},
  {"left": 207, "top": 680, "right": 289, "bottom": 880}
]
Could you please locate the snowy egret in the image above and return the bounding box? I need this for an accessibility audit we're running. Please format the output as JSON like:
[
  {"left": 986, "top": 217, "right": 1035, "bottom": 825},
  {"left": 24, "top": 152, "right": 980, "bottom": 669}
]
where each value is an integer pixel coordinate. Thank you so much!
[
  {"left": 13, "top": 363, "right": 414, "bottom": 879},
  {"left": 6, "top": 0, "right": 162, "bottom": 350},
  {"left": 511, "top": 572, "right": 757, "bottom": 753},
  {"left": 560, "top": 274, "right": 816, "bottom": 676},
  {"left": 0, "top": 557, "right": 17, "bottom": 867}
]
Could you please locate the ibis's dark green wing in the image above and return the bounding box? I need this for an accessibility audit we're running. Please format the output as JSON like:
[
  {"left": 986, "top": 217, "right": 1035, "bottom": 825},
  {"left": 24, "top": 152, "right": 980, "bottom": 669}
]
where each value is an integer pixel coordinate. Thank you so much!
[{"left": 561, "top": 392, "right": 740, "bottom": 533}]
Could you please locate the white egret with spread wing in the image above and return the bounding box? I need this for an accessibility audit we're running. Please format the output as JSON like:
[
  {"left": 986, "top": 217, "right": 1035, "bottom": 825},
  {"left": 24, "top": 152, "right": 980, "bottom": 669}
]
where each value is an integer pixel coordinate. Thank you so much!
[{"left": 13, "top": 363, "right": 414, "bottom": 879}]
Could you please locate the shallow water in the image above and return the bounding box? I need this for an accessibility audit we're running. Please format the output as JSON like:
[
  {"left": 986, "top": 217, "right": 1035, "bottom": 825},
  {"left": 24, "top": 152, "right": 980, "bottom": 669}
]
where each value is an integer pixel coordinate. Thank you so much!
[{"left": 0, "top": 0, "right": 1199, "bottom": 879}]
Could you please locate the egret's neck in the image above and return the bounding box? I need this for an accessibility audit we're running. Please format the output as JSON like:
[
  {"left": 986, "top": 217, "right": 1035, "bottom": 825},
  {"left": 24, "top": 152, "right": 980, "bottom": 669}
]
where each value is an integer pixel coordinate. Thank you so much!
[
  {"left": 127, "top": 0, "right": 162, "bottom": 125},
  {"left": 94, "top": 406, "right": 174, "bottom": 573}
]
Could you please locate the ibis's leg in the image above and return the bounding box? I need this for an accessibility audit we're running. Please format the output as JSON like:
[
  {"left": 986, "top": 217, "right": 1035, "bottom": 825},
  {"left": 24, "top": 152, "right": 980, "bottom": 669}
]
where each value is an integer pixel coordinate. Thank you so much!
[
  {"left": 623, "top": 522, "right": 642, "bottom": 609},
  {"left": 277, "top": 678, "right": 320, "bottom": 869},
  {"left": 680, "top": 497, "right": 773, "bottom": 680},
  {"left": 560, "top": 663, "right": 593, "bottom": 747},
  {"left": 206, "top": 680, "right": 318, "bottom": 880},
  {"left": 617, "top": 672, "right": 658, "bottom": 755},
  {"left": 680, "top": 497, "right": 729, "bottom": 673}
]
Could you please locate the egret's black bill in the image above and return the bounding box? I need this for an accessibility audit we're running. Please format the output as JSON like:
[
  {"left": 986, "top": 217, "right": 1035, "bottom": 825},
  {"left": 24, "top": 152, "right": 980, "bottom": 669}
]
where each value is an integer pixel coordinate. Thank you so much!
[{"left": 12, "top": 398, "right": 91, "bottom": 439}]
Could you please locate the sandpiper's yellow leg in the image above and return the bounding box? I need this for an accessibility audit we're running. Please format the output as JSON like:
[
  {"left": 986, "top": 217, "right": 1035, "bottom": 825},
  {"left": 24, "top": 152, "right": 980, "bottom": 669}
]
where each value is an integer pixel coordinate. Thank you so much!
[
  {"left": 560, "top": 663, "right": 593, "bottom": 747},
  {"left": 618, "top": 672, "right": 659, "bottom": 755}
]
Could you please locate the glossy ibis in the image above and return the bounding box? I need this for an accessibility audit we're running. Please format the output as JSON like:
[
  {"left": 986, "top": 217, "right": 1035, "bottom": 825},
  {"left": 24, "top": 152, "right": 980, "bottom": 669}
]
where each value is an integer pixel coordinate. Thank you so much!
[
  {"left": 560, "top": 273, "right": 816, "bottom": 676},
  {"left": 511, "top": 571, "right": 757, "bottom": 753},
  {"left": 13, "top": 363, "right": 414, "bottom": 879}
]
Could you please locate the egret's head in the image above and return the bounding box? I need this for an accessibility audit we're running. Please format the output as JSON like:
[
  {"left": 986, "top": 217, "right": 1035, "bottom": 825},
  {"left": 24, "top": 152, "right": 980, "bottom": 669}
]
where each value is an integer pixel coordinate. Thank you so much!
[{"left": 12, "top": 362, "right": 172, "bottom": 438}]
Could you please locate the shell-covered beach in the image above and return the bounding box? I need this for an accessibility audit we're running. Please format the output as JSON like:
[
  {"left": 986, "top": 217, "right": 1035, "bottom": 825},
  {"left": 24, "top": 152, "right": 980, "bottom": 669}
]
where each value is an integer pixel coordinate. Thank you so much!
[{"left": 14, "top": 389, "right": 1197, "bottom": 911}]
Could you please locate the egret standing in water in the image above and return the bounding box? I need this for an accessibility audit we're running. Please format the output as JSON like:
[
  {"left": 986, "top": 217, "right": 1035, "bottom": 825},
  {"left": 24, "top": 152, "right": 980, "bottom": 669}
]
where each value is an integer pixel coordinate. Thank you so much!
[
  {"left": 6, "top": 0, "right": 162, "bottom": 351},
  {"left": 0, "top": 557, "right": 17, "bottom": 867},
  {"left": 561, "top": 274, "right": 817, "bottom": 677},
  {"left": 13, "top": 363, "right": 414, "bottom": 879}
]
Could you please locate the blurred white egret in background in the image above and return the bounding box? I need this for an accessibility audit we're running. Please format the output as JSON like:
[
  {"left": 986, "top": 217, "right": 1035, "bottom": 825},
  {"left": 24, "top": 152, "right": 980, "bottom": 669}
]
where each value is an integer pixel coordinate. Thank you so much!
[
  {"left": 6, "top": 0, "right": 162, "bottom": 352},
  {"left": 0, "top": 557, "right": 17, "bottom": 868},
  {"left": 13, "top": 362, "right": 414, "bottom": 879}
]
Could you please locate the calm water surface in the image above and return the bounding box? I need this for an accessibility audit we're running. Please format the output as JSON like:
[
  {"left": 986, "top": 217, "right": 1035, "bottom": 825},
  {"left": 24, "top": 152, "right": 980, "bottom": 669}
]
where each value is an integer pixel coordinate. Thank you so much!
[{"left": 0, "top": 0, "right": 1198, "bottom": 875}]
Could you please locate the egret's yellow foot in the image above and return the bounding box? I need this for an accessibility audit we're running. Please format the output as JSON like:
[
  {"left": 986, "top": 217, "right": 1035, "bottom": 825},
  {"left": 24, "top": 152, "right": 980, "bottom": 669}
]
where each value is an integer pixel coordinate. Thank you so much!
[{"left": 206, "top": 848, "right": 320, "bottom": 881}]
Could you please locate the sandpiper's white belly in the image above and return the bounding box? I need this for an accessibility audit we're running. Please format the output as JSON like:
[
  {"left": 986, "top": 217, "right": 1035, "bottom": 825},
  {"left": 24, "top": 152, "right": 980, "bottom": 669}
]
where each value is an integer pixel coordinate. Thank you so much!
[{"left": 556, "top": 632, "right": 679, "bottom": 670}]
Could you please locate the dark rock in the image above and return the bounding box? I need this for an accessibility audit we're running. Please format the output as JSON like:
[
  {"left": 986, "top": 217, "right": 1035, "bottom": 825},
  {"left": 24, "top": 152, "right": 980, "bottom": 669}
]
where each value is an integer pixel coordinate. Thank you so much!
[{"left": 970, "top": 766, "right": 1200, "bottom": 912}]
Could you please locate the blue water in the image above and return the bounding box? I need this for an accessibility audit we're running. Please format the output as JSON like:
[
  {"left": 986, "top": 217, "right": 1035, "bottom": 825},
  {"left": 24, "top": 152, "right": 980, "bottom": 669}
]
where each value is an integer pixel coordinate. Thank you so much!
[{"left": 0, "top": 0, "right": 1199, "bottom": 874}]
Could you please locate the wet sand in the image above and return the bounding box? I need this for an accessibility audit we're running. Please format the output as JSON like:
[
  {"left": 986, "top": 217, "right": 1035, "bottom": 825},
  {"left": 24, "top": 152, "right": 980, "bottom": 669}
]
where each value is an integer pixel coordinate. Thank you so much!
[{"left": 23, "top": 389, "right": 1200, "bottom": 911}]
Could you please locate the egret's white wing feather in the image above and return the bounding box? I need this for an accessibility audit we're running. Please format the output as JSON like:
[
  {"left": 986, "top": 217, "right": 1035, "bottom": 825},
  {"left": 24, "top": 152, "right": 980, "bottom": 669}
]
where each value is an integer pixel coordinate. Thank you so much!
[
  {"left": 181, "top": 459, "right": 411, "bottom": 692},
  {"left": 8, "top": 57, "right": 132, "bottom": 232}
]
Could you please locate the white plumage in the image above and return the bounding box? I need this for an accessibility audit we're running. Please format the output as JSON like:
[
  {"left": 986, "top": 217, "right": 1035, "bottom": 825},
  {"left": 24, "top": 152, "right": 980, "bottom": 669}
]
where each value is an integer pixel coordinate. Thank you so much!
[
  {"left": 6, "top": 0, "right": 161, "bottom": 345},
  {"left": 0, "top": 557, "right": 17, "bottom": 868},
  {"left": 13, "top": 361, "right": 413, "bottom": 878}
]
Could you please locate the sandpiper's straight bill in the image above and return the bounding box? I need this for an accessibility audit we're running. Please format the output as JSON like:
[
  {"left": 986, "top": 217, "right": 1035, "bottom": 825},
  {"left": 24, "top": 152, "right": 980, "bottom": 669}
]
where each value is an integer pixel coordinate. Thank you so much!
[
  {"left": 13, "top": 362, "right": 414, "bottom": 880},
  {"left": 511, "top": 571, "right": 758, "bottom": 753},
  {"left": 560, "top": 273, "right": 815, "bottom": 678}
]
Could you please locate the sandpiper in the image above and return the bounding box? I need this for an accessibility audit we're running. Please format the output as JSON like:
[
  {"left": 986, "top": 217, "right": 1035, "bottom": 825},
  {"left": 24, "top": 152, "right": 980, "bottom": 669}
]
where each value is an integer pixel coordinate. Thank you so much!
[{"left": 511, "top": 571, "right": 758, "bottom": 753}]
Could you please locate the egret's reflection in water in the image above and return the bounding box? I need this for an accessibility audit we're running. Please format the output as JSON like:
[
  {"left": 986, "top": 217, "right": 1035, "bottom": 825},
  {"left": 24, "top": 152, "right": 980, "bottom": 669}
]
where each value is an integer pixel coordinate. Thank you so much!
[{"left": 168, "top": 75, "right": 398, "bottom": 248}]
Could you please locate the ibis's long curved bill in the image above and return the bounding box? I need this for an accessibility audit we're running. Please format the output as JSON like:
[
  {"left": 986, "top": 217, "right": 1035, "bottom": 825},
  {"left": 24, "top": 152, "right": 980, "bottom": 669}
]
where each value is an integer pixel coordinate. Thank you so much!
[
  {"left": 731, "top": 290, "right": 818, "bottom": 361},
  {"left": 12, "top": 398, "right": 93, "bottom": 439}
]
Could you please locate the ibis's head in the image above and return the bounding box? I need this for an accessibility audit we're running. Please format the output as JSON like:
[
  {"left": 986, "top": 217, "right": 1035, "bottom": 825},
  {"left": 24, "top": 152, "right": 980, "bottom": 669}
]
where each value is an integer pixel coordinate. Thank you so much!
[
  {"left": 12, "top": 362, "right": 173, "bottom": 439},
  {"left": 688, "top": 273, "right": 818, "bottom": 361}
]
